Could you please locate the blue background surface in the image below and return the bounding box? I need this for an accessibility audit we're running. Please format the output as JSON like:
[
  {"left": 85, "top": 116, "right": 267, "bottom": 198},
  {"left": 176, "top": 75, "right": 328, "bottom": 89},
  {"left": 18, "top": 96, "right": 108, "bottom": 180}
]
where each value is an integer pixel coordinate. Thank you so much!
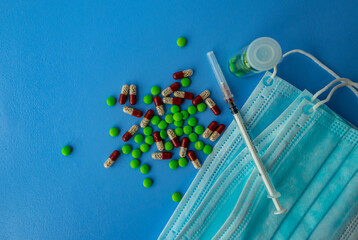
[{"left": 1, "top": 1, "right": 358, "bottom": 239}]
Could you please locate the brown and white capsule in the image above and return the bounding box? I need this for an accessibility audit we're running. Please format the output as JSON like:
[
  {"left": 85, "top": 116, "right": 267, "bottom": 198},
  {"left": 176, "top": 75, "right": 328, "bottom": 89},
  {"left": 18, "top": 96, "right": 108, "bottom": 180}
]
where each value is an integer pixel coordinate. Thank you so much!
[
  {"left": 202, "top": 121, "right": 218, "bottom": 139},
  {"left": 179, "top": 137, "right": 189, "bottom": 157},
  {"left": 153, "top": 131, "right": 164, "bottom": 151},
  {"left": 129, "top": 84, "right": 137, "bottom": 105},
  {"left": 192, "top": 90, "right": 210, "bottom": 105},
  {"left": 123, "top": 106, "right": 143, "bottom": 118},
  {"left": 174, "top": 91, "right": 194, "bottom": 100},
  {"left": 167, "top": 129, "right": 180, "bottom": 147},
  {"left": 209, "top": 124, "right": 226, "bottom": 142},
  {"left": 173, "top": 69, "right": 193, "bottom": 80},
  {"left": 122, "top": 124, "right": 139, "bottom": 142},
  {"left": 153, "top": 96, "right": 165, "bottom": 116},
  {"left": 119, "top": 84, "right": 129, "bottom": 105},
  {"left": 188, "top": 150, "right": 201, "bottom": 169},
  {"left": 205, "top": 98, "right": 221, "bottom": 115},
  {"left": 104, "top": 150, "right": 120, "bottom": 168},
  {"left": 162, "top": 82, "right": 181, "bottom": 97},
  {"left": 140, "top": 109, "right": 154, "bottom": 128},
  {"left": 152, "top": 152, "right": 172, "bottom": 160},
  {"left": 162, "top": 97, "right": 183, "bottom": 106}
]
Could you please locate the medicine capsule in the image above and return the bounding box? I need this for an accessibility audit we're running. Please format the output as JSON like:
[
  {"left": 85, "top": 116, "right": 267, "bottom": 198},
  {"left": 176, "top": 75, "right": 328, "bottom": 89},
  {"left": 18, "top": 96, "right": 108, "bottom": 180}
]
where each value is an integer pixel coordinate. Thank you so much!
[
  {"left": 122, "top": 124, "right": 139, "bottom": 142},
  {"left": 119, "top": 84, "right": 129, "bottom": 105},
  {"left": 163, "top": 97, "right": 183, "bottom": 106},
  {"left": 162, "top": 82, "right": 181, "bottom": 97},
  {"left": 192, "top": 90, "right": 210, "bottom": 105},
  {"left": 188, "top": 150, "right": 201, "bottom": 169},
  {"left": 153, "top": 96, "right": 165, "bottom": 116},
  {"left": 202, "top": 121, "right": 218, "bottom": 139},
  {"left": 104, "top": 150, "right": 120, "bottom": 168},
  {"left": 205, "top": 97, "right": 221, "bottom": 115},
  {"left": 140, "top": 109, "right": 154, "bottom": 128},
  {"left": 210, "top": 124, "right": 226, "bottom": 142},
  {"left": 153, "top": 131, "right": 164, "bottom": 151},
  {"left": 174, "top": 91, "right": 194, "bottom": 100},
  {"left": 173, "top": 69, "right": 193, "bottom": 80},
  {"left": 129, "top": 84, "right": 137, "bottom": 105},
  {"left": 152, "top": 152, "right": 173, "bottom": 160},
  {"left": 179, "top": 137, "right": 189, "bottom": 157},
  {"left": 167, "top": 129, "right": 180, "bottom": 147},
  {"left": 123, "top": 106, "right": 143, "bottom": 118}
]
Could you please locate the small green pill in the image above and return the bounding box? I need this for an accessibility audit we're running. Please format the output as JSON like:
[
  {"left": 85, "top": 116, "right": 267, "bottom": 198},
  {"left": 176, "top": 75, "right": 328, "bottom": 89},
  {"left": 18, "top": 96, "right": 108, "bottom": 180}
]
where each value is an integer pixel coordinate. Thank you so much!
[
  {"left": 130, "top": 159, "right": 141, "bottom": 169},
  {"left": 178, "top": 157, "right": 188, "bottom": 167},
  {"left": 174, "top": 120, "right": 184, "bottom": 128},
  {"left": 169, "top": 160, "right": 179, "bottom": 169},
  {"left": 175, "top": 128, "right": 184, "bottom": 137},
  {"left": 165, "top": 114, "right": 174, "bottom": 124},
  {"left": 177, "top": 37, "right": 187, "bottom": 47},
  {"left": 181, "top": 77, "right": 191, "bottom": 87},
  {"left": 151, "top": 116, "right": 160, "bottom": 125},
  {"left": 187, "top": 105, "right": 197, "bottom": 115},
  {"left": 229, "top": 56, "right": 237, "bottom": 64},
  {"left": 140, "top": 164, "right": 150, "bottom": 174},
  {"left": 181, "top": 110, "right": 189, "bottom": 120},
  {"left": 134, "top": 134, "right": 144, "bottom": 143},
  {"left": 151, "top": 86, "right": 161, "bottom": 96},
  {"left": 158, "top": 120, "right": 168, "bottom": 130},
  {"left": 61, "top": 146, "right": 72, "bottom": 156},
  {"left": 140, "top": 143, "right": 150, "bottom": 153},
  {"left": 145, "top": 136, "right": 154, "bottom": 145},
  {"left": 171, "top": 105, "right": 180, "bottom": 114},
  {"left": 132, "top": 148, "right": 142, "bottom": 158},
  {"left": 143, "top": 178, "right": 153, "bottom": 188},
  {"left": 143, "top": 126, "right": 153, "bottom": 136},
  {"left": 188, "top": 133, "right": 198, "bottom": 142},
  {"left": 160, "top": 129, "right": 167, "bottom": 139},
  {"left": 197, "top": 103, "right": 207, "bottom": 112},
  {"left": 183, "top": 125, "right": 193, "bottom": 134},
  {"left": 173, "top": 112, "right": 183, "bottom": 121},
  {"left": 122, "top": 145, "right": 132, "bottom": 154},
  {"left": 203, "top": 145, "right": 213, "bottom": 154},
  {"left": 109, "top": 127, "right": 119, "bottom": 137},
  {"left": 188, "top": 117, "right": 198, "bottom": 127},
  {"left": 194, "top": 141, "right": 204, "bottom": 150},
  {"left": 143, "top": 95, "right": 153, "bottom": 104},
  {"left": 194, "top": 125, "right": 205, "bottom": 135},
  {"left": 106, "top": 96, "right": 116, "bottom": 106},
  {"left": 165, "top": 142, "right": 174, "bottom": 151},
  {"left": 172, "top": 192, "right": 182, "bottom": 202}
]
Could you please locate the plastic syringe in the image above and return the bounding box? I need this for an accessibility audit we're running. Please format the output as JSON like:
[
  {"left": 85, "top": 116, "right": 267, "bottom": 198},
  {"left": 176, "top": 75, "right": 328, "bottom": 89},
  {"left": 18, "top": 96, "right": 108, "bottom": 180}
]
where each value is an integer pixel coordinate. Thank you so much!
[{"left": 207, "top": 51, "right": 287, "bottom": 215}]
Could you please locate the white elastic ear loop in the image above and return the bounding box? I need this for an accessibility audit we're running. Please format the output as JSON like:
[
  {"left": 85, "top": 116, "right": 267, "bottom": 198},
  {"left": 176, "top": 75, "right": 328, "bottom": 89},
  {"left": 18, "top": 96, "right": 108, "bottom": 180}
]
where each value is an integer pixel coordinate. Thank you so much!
[{"left": 312, "top": 78, "right": 358, "bottom": 101}]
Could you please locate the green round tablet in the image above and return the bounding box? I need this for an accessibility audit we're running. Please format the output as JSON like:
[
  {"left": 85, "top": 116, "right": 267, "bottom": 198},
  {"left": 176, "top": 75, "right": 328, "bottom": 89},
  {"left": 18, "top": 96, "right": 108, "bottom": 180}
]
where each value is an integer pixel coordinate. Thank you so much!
[
  {"left": 178, "top": 157, "right": 188, "bottom": 167},
  {"left": 143, "top": 126, "right": 153, "bottom": 136},
  {"left": 61, "top": 146, "right": 72, "bottom": 156},
  {"left": 197, "top": 103, "right": 207, "bottom": 112},
  {"left": 175, "top": 128, "right": 184, "bottom": 137},
  {"left": 140, "top": 164, "right": 150, "bottom": 174},
  {"left": 143, "top": 178, "right": 153, "bottom": 188},
  {"left": 106, "top": 96, "right": 116, "bottom": 106},
  {"left": 183, "top": 125, "right": 193, "bottom": 134},
  {"left": 187, "top": 105, "right": 197, "bottom": 115},
  {"left": 132, "top": 148, "right": 142, "bottom": 158},
  {"left": 194, "top": 125, "right": 205, "bottom": 135},
  {"left": 181, "top": 110, "right": 189, "bottom": 120},
  {"left": 109, "top": 127, "right": 119, "bottom": 137},
  {"left": 203, "top": 145, "right": 213, "bottom": 154},
  {"left": 122, "top": 145, "right": 132, "bottom": 154},
  {"left": 158, "top": 120, "right": 168, "bottom": 130},
  {"left": 165, "top": 114, "right": 174, "bottom": 124},
  {"left": 172, "top": 192, "right": 182, "bottom": 202},
  {"left": 145, "top": 136, "right": 154, "bottom": 145},
  {"left": 194, "top": 141, "right": 204, "bottom": 150},
  {"left": 151, "top": 115, "right": 160, "bottom": 125},
  {"left": 173, "top": 112, "right": 183, "bottom": 121},
  {"left": 177, "top": 37, "right": 187, "bottom": 47},
  {"left": 143, "top": 95, "right": 153, "bottom": 104},
  {"left": 130, "top": 159, "right": 141, "bottom": 169},
  {"left": 169, "top": 160, "right": 179, "bottom": 169},
  {"left": 151, "top": 86, "right": 161, "bottom": 96},
  {"left": 174, "top": 120, "right": 184, "bottom": 128},
  {"left": 188, "top": 133, "right": 198, "bottom": 142},
  {"left": 134, "top": 134, "right": 144, "bottom": 143},
  {"left": 165, "top": 141, "right": 174, "bottom": 151},
  {"left": 160, "top": 129, "right": 167, "bottom": 139},
  {"left": 171, "top": 105, "right": 180, "bottom": 114},
  {"left": 181, "top": 77, "right": 191, "bottom": 87},
  {"left": 188, "top": 117, "right": 198, "bottom": 127},
  {"left": 140, "top": 143, "right": 150, "bottom": 153}
]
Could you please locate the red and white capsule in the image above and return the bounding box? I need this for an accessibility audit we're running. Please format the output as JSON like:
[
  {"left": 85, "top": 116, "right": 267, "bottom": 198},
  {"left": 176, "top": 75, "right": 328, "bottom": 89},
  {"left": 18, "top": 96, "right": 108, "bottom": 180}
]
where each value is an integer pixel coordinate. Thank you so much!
[
  {"left": 140, "top": 109, "right": 154, "bottom": 128},
  {"left": 162, "top": 97, "right": 183, "bottom": 106},
  {"left": 205, "top": 98, "right": 221, "bottom": 115},
  {"left": 167, "top": 129, "right": 180, "bottom": 147},
  {"left": 122, "top": 124, "right": 139, "bottom": 142},
  {"left": 174, "top": 91, "right": 194, "bottom": 100},
  {"left": 202, "top": 121, "right": 218, "bottom": 139},
  {"left": 152, "top": 152, "right": 172, "bottom": 160},
  {"left": 192, "top": 90, "right": 210, "bottom": 105},
  {"left": 210, "top": 124, "right": 226, "bottom": 142},
  {"left": 173, "top": 69, "right": 193, "bottom": 80},
  {"left": 129, "top": 84, "right": 137, "bottom": 105},
  {"left": 162, "top": 82, "right": 181, "bottom": 97},
  {"left": 104, "top": 150, "right": 120, "bottom": 168},
  {"left": 153, "top": 131, "right": 164, "bottom": 151},
  {"left": 123, "top": 106, "right": 143, "bottom": 118},
  {"left": 179, "top": 137, "right": 189, "bottom": 157},
  {"left": 119, "top": 84, "right": 129, "bottom": 105},
  {"left": 153, "top": 96, "right": 165, "bottom": 116},
  {"left": 188, "top": 150, "right": 201, "bottom": 169}
]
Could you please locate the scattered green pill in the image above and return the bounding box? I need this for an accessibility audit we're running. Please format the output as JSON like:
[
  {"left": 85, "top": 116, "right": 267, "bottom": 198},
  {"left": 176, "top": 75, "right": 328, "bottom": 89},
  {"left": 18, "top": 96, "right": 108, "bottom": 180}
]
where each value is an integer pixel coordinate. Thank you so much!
[
  {"left": 178, "top": 157, "right": 188, "bottom": 167},
  {"left": 130, "top": 159, "right": 141, "bottom": 169},
  {"left": 171, "top": 105, "right": 180, "bottom": 114},
  {"left": 140, "top": 164, "right": 150, "bottom": 174},
  {"left": 165, "top": 114, "right": 174, "bottom": 124},
  {"left": 122, "top": 145, "right": 132, "bottom": 154},
  {"left": 106, "top": 96, "right": 116, "bottom": 106},
  {"left": 140, "top": 143, "right": 150, "bottom": 153},
  {"left": 203, "top": 145, "right": 213, "bottom": 154},
  {"left": 134, "top": 134, "right": 144, "bottom": 143},
  {"left": 188, "top": 133, "right": 198, "bottom": 142},
  {"left": 187, "top": 105, "right": 197, "bottom": 115},
  {"left": 158, "top": 120, "right": 168, "bottom": 130},
  {"left": 151, "top": 86, "right": 161, "bottom": 96},
  {"left": 177, "top": 37, "right": 187, "bottom": 47},
  {"left": 172, "top": 192, "right": 182, "bottom": 202},
  {"left": 188, "top": 117, "right": 198, "bottom": 127},
  {"left": 165, "top": 142, "right": 174, "bottom": 151},
  {"left": 194, "top": 141, "right": 205, "bottom": 150},
  {"left": 143, "top": 95, "right": 153, "bottom": 104},
  {"left": 194, "top": 125, "right": 205, "bottom": 135},
  {"left": 151, "top": 116, "right": 160, "bottom": 125},
  {"left": 143, "top": 126, "right": 153, "bottom": 136},
  {"left": 173, "top": 112, "right": 183, "bottom": 121},
  {"left": 183, "top": 125, "right": 193, "bottom": 134},
  {"left": 143, "top": 178, "right": 153, "bottom": 188},
  {"left": 132, "top": 148, "right": 142, "bottom": 158},
  {"left": 145, "top": 136, "right": 154, "bottom": 145},
  {"left": 174, "top": 120, "right": 184, "bottom": 128},
  {"left": 169, "top": 160, "right": 179, "bottom": 169},
  {"left": 160, "top": 129, "right": 167, "bottom": 139},
  {"left": 175, "top": 128, "right": 184, "bottom": 137},
  {"left": 197, "top": 103, "right": 207, "bottom": 112},
  {"left": 109, "top": 127, "right": 119, "bottom": 137},
  {"left": 181, "top": 110, "right": 189, "bottom": 120},
  {"left": 61, "top": 146, "right": 72, "bottom": 156},
  {"left": 181, "top": 77, "right": 191, "bottom": 87}
]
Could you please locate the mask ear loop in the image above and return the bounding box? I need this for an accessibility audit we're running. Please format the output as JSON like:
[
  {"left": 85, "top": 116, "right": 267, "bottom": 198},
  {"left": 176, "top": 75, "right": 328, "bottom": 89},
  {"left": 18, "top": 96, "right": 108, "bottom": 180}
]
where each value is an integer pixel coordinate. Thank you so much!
[{"left": 312, "top": 78, "right": 358, "bottom": 101}]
